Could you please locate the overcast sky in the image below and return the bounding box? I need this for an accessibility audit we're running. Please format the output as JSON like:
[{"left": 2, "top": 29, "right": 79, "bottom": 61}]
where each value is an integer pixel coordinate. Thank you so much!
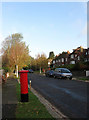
[{"left": 1, "top": 2, "right": 87, "bottom": 58}]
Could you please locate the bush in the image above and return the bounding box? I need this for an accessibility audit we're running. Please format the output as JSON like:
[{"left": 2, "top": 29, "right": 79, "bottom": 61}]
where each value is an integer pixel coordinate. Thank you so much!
[
  {"left": 59, "top": 64, "right": 75, "bottom": 71},
  {"left": 73, "top": 63, "right": 80, "bottom": 70},
  {"left": 52, "top": 61, "right": 89, "bottom": 71},
  {"left": 57, "top": 62, "right": 89, "bottom": 71},
  {"left": 2, "top": 67, "right": 11, "bottom": 74},
  {"left": 79, "top": 63, "right": 87, "bottom": 70}
]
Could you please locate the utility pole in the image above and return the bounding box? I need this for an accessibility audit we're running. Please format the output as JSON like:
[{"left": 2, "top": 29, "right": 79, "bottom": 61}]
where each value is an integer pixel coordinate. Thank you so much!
[
  {"left": 16, "top": 55, "right": 19, "bottom": 78},
  {"left": 40, "top": 66, "right": 41, "bottom": 74}
]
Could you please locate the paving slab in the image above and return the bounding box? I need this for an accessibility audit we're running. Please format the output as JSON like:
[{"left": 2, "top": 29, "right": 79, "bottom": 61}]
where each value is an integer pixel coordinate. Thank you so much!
[{"left": 2, "top": 77, "right": 18, "bottom": 119}]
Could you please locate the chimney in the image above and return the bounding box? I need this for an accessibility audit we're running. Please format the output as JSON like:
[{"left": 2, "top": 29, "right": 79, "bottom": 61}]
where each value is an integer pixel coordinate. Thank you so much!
[
  {"left": 67, "top": 51, "right": 70, "bottom": 54},
  {"left": 80, "top": 46, "right": 83, "bottom": 52}
]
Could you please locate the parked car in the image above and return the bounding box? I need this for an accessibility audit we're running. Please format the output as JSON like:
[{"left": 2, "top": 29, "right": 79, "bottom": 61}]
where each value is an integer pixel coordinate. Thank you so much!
[
  {"left": 54, "top": 68, "right": 72, "bottom": 80},
  {"left": 45, "top": 70, "right": 54, "bottom": 77},
  {"left": 28, "top": 69, "right": 34, "bottom": 73}
]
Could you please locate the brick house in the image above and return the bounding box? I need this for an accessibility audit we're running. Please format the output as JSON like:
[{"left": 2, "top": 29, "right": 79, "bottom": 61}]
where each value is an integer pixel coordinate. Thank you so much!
[
  {"left": 84, "top": 48, "right": 89, "bottom": 62},
  {"left": 51, "top": 51, "right": 70, "bottom": 68},
  {"left": 68, "top": 46, "right": 86, "bottom": 64},
  {"left": 51, "top": 55, "right": 58, "bottom": 68},
  {"left": 50, "top": 46, "right": 89, "bottom": 68}
]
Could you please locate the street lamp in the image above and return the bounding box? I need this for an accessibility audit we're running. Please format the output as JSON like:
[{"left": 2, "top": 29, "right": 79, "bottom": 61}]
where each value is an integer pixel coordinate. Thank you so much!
[{"left": 30, "top": 80, "right": 31, "bottom": 90}]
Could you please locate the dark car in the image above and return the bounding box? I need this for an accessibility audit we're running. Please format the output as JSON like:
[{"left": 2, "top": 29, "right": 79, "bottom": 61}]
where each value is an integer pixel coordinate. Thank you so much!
[
  {"left": 28, "top": 69, "right": 34, "bottom": 73},
  {"left": 45, "top": 70, "right": 54, "bottom": 77},
  {"left": 54, "top": 68, "right": 72, "bottom": 80}
]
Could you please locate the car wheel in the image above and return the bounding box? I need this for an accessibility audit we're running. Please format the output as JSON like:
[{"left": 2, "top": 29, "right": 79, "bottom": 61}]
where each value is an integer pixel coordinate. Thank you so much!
[
  {"left": 69, "top": 77, "right": 72, "bottom": 80},
  {"left": 54, "top": 75, "right": 56, "bottom": 78},
  {"left": 59, "top": 76, "right": 62, "bottom": 79},
  {"left": 45, "top": 74, "right": 47, "bottom": 77}
]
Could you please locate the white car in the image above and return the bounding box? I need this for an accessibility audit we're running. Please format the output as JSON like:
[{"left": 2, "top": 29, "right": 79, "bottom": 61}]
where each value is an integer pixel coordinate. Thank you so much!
[{"left": 54, "top": 68, "right": 72, "bottom": 80}]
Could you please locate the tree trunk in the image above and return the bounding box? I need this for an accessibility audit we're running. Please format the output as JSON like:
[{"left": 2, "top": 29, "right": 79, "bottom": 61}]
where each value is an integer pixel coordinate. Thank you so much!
[{"left": 40, "top": 66, "right": 41, "bottom": 74}]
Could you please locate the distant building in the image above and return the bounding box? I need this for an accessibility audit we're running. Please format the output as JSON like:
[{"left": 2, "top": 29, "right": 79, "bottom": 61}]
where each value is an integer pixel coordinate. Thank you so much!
[
  {"left": 48, "top": 58, "right": 53, "bottom": 68},
  {"left": 51, "top": 51, "right": 70, "bottom": 68},
  {"left": 84, "top": 48, "right": 89, "bottom": 62},
  {"left": 50, "top": 46, "right": 89, "bottom": 68},
  {"left": 68, "top": 46, "right": 88, "bottom": 64}
]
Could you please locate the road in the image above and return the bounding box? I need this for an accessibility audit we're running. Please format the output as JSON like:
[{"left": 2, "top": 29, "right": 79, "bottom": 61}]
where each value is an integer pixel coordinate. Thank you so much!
[{"left": 28, "top": 73, "right": 88, "bottom": 119}]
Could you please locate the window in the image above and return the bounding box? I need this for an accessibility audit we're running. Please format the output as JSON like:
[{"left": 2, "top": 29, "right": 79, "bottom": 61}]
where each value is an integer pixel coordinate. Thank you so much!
[
  {"left": 59, "top": 59, "right": 60, "bottom": 62},
  {"left": 71, "top": 54, "right": 74, "bottom": 58},
  {"left": 53, "top": 61, "right": 55, "bottom": 64},
  {"left": 86, "top": 52, "right": 87, "bottom": 55},
  {"left": 62, "top": 58, "right": 64, "bottom": 62},
  {"left": 84, "top": 58, "right": 87, "bottom": 62},
  {"left": 56, "top": 60, "right": 58, "bottom": 63},
  {"left": 66, "top": 58, "right": 67, "bottom": 62},
  {"left": 78, "top": 56, "right": 80, "bottom": 60},
  {"left": 88, "top": 50, "right": 89, "bottom": 54},
  {"left": 75, "top": 54, "right": 77, "bottom": 57},
  {"left": 70, "top": 61, "right": 75, "bottom": 64},
  {"left": 61, "top": 69, "right": 70, "bottom": 73},
  {"left": 55, "top": 68, "right": 58, "bottom": 72}
]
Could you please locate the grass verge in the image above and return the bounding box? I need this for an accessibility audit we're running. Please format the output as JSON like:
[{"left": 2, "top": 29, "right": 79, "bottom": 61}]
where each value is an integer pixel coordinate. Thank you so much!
[
  {"left": 16, "top": 83, "right": 55, "bottom": 119},
  {"left": 34, "top": 71, "right": 45, "bottom": 75},
  {"left": 79, "top": 77, "right": 89, "bottom": 81}
]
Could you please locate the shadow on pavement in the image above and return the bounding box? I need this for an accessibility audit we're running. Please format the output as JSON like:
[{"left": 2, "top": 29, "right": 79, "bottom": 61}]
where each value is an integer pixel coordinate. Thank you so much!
[{"left": 2, "top": 76, "right": 18, "bottom": 119}]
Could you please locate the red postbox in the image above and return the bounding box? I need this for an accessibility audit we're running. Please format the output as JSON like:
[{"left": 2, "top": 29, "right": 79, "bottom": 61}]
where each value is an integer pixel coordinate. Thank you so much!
[{"left": 19, "top": 70, "right": 29, "bottom": 102}]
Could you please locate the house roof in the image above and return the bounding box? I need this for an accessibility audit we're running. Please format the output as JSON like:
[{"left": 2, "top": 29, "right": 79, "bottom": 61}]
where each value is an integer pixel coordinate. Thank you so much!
[
  {"left": 54, "top": 52, "right": 69, "bottom": 60},
  {"left": 52, "top": 47, "right": 89, "bottom": 62}
]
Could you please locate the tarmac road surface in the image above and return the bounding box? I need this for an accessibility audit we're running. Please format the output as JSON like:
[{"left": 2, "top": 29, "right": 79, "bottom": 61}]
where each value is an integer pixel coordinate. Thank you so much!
[{"left": 28, "top": 73, "right": 88, "bottom": 119}]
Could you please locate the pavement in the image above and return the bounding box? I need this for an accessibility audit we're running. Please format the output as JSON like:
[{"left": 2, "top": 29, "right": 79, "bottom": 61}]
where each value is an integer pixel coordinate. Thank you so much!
[
  {"left": 0, "top": 83, "right": 2, "bottom": 120},
  {"left": 2, "top": 76, "right": 18, "bottom": 119},
  {"left": 2, "top": 76, "right": 64, "bottom": 120}
]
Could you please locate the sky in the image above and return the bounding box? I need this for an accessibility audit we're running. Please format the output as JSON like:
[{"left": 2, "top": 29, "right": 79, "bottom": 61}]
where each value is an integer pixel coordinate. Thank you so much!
[{"left": 1, "top": 2, "right": 87, "bottom": 58}]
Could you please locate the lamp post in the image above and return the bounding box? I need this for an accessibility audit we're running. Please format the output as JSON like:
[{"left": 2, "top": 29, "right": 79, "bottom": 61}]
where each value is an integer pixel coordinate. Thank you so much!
[
  {"left": 16, "top": 65, "right": 18, "bottom": 78},
  {"left": 16, "top": 55, "right": 19, "bottom": 78},
  {"left": 15, "top": 64, "right": 18, "bottom": 78},
  {"left": 30, "top": 80, "right": 31, "bottom": 90}
]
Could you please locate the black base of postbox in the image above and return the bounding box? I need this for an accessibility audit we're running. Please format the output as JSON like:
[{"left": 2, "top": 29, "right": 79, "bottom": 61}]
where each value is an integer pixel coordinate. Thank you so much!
[{"left": 21, "top": 93, "right": 29, "bottom": 102}]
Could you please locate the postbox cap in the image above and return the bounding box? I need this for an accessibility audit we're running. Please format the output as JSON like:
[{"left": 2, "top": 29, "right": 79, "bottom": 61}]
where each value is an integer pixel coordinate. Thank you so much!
[{"left": 19, "top": 70, "right": 29, "bottom": 73}]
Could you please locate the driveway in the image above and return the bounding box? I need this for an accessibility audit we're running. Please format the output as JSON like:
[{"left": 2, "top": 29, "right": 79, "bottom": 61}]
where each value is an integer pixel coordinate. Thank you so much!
[{"left": 28, "top": 73, "right": 88, "bottom": 119}]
